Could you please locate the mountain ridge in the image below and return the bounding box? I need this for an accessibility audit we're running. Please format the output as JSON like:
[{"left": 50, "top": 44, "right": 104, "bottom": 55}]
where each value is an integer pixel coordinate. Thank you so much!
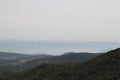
[
  {"left": 0, "top": 48, "right": 120, "bottom": 80},
  {"left": 0, "top": 51, "right": 102, "bottom": 73}
]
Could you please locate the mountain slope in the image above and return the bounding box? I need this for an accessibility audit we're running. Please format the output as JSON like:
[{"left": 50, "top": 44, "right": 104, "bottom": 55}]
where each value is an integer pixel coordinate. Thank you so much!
[{"left": 1, "top": 48, "right": 120, "bottom": 80}]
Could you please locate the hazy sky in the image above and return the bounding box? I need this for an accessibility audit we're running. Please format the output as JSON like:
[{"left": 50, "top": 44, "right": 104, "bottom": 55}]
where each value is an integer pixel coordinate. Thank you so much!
[{"left": 0, "top": 0, "right": 120, "bottom": 42}]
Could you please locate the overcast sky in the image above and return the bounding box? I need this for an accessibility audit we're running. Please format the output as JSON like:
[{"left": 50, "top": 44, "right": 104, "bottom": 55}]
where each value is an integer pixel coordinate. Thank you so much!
[{"left": 0, "top": 0, "right": 120, "bottom": 42}]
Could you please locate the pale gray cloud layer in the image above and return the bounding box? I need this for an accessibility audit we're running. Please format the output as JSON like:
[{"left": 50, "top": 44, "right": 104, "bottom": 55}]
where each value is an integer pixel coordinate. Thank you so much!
[{"left": 0, "top": 0, "right": 120, "bottom": 42}]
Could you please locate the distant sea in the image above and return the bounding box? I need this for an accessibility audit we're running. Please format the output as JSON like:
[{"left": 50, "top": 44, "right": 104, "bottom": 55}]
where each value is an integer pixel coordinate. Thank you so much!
[{"left": 0, "top": 40, "right": 120, "bottom": 55}]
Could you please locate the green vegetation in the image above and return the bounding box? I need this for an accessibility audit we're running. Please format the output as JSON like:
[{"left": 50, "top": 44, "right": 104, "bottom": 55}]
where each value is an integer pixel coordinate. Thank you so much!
[{"left": 0, "top": 48, "right": 120, "bottom": 80}]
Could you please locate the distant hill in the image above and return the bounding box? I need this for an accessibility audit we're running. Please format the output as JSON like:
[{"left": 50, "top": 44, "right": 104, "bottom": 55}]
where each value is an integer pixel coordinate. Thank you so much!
[
  {"left": 0, "top": 52, "right": 102, "bottom": 73},
  {"left": 0, "top": 52, "right": 29, "bottom": 60},
  {"left": 0, "top": 52, "right": 51, "bottom": 73},
  {"left": 0, "top": 48, "right": 120, "bottom": 80},
  {"left": 12, "top": 52, "right": 102, "bottom": 71},
  {"left": 0, "top": 52, "right": 31, "bottom": 65},
  {"left": 25, "top": 52, "right": 102, "bottom": 64}
]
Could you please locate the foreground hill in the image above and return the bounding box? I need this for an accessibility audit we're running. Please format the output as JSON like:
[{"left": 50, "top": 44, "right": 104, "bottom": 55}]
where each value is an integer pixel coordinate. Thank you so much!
[
  {"left": 0, "top": 48, "right": 120, "bottom": 80},
  {"left": 33, "top": 48, "right": 120, "bottom": 80}
]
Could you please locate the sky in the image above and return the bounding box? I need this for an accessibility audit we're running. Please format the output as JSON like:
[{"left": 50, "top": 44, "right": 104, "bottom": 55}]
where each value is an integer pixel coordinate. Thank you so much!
[{"left": 0, "top": 0, "right": 120, "bottom": 42}]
